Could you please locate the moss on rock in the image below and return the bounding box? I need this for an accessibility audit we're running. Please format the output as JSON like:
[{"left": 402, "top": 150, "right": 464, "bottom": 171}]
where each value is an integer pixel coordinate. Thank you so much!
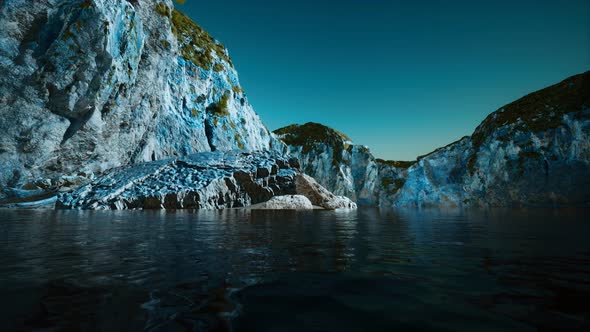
[
  {"left": 213, "top": 63, "right": 224, "bottom": 72},
  {"left": 170, "top": 9, "right": 233, "bottom": 70},
  {"left": 160, "top": 39, "right": 171, "bottom": 49},
  {"left": 468, "top": 71, "right": 590, "bottom": 174},
  {"left": 234, "top": 133, "right": 245, "bottom": 149},
  {"left": 155, "top": 2, "right": 171, "bottom": 17},
  {"left": 376, "top": 159, "right": 416, "bottom": 169},
  {"left": 207, "top": 92, "right": 231, "bottom": 117},
  {"left": 232, "top": 85, "right": 243, "bottom": 95},
  {"left": 381, "top": 177, "right": 405, "bottom": 195}
]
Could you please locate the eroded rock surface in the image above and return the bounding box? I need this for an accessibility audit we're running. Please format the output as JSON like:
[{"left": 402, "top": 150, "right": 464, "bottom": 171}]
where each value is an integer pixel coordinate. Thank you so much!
[
  {"left": 57, "top": 151, "right": 356, "bottom": 210},
  {"left": 57, "top": 151, "right": 298, "bottom": 209}
]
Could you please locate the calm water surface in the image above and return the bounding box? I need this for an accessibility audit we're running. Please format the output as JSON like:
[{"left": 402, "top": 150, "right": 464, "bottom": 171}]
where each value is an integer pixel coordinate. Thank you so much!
[{"left": 0, "top": 208, "right": 588, "bottom": 331}]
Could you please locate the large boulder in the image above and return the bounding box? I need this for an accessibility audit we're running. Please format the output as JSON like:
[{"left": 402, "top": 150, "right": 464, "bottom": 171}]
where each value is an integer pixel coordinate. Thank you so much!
[
  {"left": 248, "top": 195, "right": 314, "bottom": 210},
  {"left": 295, "top": 174, "right": 357, "bottom": 210}
]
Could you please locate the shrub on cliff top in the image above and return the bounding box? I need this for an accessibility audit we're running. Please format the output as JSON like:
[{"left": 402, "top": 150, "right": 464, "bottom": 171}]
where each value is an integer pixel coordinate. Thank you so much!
[
  {"left": 376, "top": 159, "right": 416, "bottom": 169},
  {"left": 170, "top": 9, "right": 233, "bottom": 70},
  {"left": 274, "top": 122, "right": 351, "bottom": 167},
  {"left": 467, "top": 71, "right": 590, "bottom": 174}
]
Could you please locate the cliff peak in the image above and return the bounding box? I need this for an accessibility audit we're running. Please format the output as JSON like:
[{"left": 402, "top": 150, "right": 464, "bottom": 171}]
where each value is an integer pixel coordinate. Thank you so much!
[{"left": 274, "top": 122, "right": 352, "bottom": 153}]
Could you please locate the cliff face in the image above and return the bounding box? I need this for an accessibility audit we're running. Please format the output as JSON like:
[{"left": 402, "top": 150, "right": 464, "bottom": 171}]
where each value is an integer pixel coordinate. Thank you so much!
[
  {"left": 0, "top": 0, "right": 282, "bottom": 200},
  {"left": 276, "top": 72, "right": 590, "bottom": 207},
  {"left": 274, "top": 122, "right": 401, "bottom": 206}
]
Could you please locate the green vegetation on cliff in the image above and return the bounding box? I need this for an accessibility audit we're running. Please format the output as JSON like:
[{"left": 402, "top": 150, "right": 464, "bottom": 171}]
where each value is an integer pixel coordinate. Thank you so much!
[
  {"left": 274, "top": 122, "right": 351, "bottom": 167},
  {"left": 381, "top": 177, "right": 405, "bottom": 195},
  {"left": 468, "top": 71, "right": 590, "bottom": 173},
  {"left": 168, "top": 8, "right": 233, "bottom": 70},
  {"left": 376, "top": 159, "right": 416, "bottom": 169},
  {"left": 155, "top": 2, "right": 171, "bottom": 17},
  {"left": 274, "top": 122, "right": 350, "bottom": 151},
  {"left": 207, "top": 92, "right": 230, "bottom": 117}
]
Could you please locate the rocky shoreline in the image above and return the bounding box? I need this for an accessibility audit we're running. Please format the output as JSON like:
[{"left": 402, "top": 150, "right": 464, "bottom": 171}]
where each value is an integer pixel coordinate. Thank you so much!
[{"left": 56, "top": 150, "right": 356, "bottom": 210}]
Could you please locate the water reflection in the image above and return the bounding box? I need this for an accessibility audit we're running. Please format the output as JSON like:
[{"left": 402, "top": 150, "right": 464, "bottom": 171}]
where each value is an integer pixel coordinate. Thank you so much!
[{"left": 0, "top": 208, "right": 588, "bottom": 331}]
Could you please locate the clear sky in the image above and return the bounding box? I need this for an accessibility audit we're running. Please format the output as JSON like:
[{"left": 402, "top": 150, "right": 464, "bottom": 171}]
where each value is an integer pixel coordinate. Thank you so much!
[{"left": 175, "top": 0, "right": 590, "bottom": 161}]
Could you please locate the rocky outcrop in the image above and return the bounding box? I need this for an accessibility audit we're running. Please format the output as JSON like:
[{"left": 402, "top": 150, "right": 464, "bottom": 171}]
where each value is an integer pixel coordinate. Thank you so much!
[
  {"left": 276, "top": 72, "right": 590, "bottom": 207},
  {"left": 294, "top": 174, "right": 357, "bottom": 209},
  {"left": 57, "top": 151, "right": 296, "bottom": 209},
  {"left": 249, "top": 195, "right": 314, "bottom": 210},
  {"left": 396, "top": 72, "right": 590, "bottom": 207},
  {"left": 274, "top": 123, "right": 408, "bottom": 206},
  {"left": 0, "top": 0, "right": 284, "bottom": 201},
  {"left": 274, "top": 123, "right": 380, "bottom": 205},
  {"left": 57, "top": 151, "right": 356, "bottom": 210}
]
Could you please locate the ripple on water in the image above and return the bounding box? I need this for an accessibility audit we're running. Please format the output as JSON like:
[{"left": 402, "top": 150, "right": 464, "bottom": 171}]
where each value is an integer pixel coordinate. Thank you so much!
[{"left": 0, "top": 208, "right": 589, "bottom": 331}]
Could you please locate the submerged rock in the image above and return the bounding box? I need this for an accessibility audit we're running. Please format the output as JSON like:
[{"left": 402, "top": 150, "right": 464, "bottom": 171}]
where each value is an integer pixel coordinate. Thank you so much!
[
  {"left": 276, "top": 72, "right": 590, "bottom": 207},
  {"left": 57, "top": 151, "right": 356, "bottom": 210}
]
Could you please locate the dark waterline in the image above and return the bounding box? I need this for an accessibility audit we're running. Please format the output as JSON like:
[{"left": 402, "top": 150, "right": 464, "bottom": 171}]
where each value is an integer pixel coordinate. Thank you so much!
[{"left": 0, "top": 208, "right": 588, "bottom": 331}]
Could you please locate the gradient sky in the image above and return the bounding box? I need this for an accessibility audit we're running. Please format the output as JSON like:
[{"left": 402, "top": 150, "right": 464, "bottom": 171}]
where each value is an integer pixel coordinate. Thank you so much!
[{"left": 175, "top": 0, "right": 590, "bottom": 161}]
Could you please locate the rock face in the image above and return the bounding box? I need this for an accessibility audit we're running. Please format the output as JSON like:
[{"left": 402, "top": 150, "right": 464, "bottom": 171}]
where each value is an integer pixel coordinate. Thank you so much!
[
  {"left": 398, "top": 72, "right": 590, "bottom": 207},
  {"left": 276, "top": 72, "right": 590, "bottom": 207},
  {"left": 0, "top": 0, "right": 283, "bottom": 201},
  {"left": 274, "top": 122, "right": 407, "bottom": 206},
  {"left": 274, "top": 123, "right": 381, "bottom": 205},
  {"left": 57, "top": 150, "right": 356, "bottom": 210}
]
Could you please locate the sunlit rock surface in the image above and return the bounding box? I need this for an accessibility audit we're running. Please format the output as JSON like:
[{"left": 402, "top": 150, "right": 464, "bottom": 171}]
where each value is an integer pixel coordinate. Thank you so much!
[
  {"left": 0, "top": 0, "right": 283, "bottom": 201},
  {"left": 276, "top": 72, "right": 590, "bottom": 207},
  {"left": 248, "top": 195, "right": 314, "bottom": 210},
  {"left": 294, "top": 173, "right": 357, "bottom": 210}
]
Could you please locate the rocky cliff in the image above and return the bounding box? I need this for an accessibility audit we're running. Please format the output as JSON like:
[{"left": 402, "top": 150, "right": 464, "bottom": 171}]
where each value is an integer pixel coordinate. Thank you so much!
[
  {"left": 0, "top": 0, "right": 283, "bottom": 202},
  {"left": 2, "top": 0, "right": 587, "bottom": 209},
  {"left": 274, "top": 123, "right": 380, "bottom": 205},
  {"left": 275, "top": 72, "right": 590, "bottom": 207}
]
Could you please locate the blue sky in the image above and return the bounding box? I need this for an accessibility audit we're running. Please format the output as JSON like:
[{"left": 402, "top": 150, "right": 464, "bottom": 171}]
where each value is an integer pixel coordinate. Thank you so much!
[{"left": 175, "top": 0, "right": 590, "bottom": 160}]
